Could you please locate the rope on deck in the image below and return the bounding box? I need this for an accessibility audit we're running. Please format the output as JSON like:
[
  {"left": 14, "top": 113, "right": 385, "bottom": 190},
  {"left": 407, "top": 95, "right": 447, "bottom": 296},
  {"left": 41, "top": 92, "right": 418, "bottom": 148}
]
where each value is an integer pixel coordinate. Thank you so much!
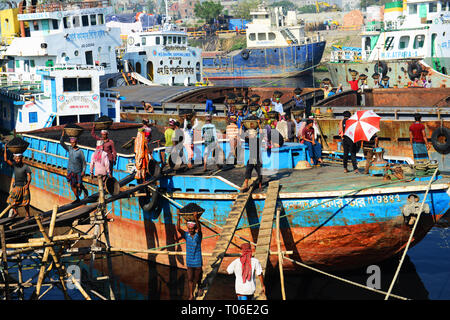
[{"left": 384, "top": 167, "right": 440, "bottom": 300}]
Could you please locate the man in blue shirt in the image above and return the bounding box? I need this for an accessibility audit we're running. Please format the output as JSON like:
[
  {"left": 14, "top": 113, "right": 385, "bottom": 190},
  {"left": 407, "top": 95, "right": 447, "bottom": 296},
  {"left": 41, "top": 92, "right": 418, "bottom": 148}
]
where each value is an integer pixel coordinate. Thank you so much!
[
  {"left": 205, "top": 99, "right": 216, "bottom": 115},
  {"left": 177, "top": 210, "right": 203, "bottom": 300}
]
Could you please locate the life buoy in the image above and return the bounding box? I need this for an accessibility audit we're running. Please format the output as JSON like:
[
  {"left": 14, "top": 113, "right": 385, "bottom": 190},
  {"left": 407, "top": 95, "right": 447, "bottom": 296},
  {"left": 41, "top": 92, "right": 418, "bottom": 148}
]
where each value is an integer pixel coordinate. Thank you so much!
[
  {"left": 139, "top": 187, "right": 159, "bottom": 212},
  {"left": 431, "top": 126, "right": 450, "bottom": 155},
  {"left": 407, "top": 61, "right": 423, "bottom": 80},
  {"left": 241, "top": 49, "right": 249, "bottom": 60},
  {"left": 374, "top": 61, "right": 388, "bottom": 76}
]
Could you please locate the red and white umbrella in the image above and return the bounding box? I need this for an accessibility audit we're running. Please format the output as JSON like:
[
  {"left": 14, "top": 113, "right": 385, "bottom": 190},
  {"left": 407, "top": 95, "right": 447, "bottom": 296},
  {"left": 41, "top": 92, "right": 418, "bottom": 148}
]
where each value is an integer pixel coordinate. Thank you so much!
[{"left": 344, "top": 110, "right": 381, "bottom": 142}]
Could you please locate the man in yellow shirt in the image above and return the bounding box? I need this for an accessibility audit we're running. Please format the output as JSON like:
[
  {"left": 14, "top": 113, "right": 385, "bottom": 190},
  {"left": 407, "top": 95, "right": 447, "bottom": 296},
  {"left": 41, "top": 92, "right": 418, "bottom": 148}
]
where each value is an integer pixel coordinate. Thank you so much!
[{"left": 164, "top": 118, "right": 176, "bottom": 163}]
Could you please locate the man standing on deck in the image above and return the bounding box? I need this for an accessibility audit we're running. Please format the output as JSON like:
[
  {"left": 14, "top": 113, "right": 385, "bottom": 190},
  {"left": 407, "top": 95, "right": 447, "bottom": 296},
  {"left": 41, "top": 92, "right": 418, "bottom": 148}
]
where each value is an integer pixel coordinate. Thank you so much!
[
  {"left": 361, "top": 133, "right": 379, "bottom": 174},
  {"left": 164, "top": 118, "right": 176, "bottom": 164},
  {"left": 60, "top": 131, "right": 88, "bottom": 203},
  {"left": 409, "top": 113, "right": 430, "bottom": 161},
  {"left": 3, "top": 148, "right": 32, "bottom": 219},
  {"left": 91, "top": 124, "right": 117, "bottom": 176},
  {"left": 339, "top": 111, "right": 358, "bottom": 174},
  {"left": 241, "top": 126, "right": 263, "bottom": 192},
  {"left": 226, "top": 243, "right": 265, "bottom": 300},
  {"left": 201, "top": 114, "right": 219, "bottom": 172},
  {"left": 90, "top": 140, "right": 111, "bottom": 182},
  {"left": 177, "top": 211, "right": 203, "bottom": 300},
  {"left": 302, "top": 119, "right": 323, "bottom": 167}
]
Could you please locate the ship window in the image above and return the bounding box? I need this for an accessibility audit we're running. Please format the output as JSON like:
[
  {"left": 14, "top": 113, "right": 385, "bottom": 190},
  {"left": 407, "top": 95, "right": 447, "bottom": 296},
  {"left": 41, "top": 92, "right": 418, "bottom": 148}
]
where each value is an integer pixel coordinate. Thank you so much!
[
  {"left": 163, "top": 36, "right": 167, "bottom": 45},
  {"left": 33, "top": 21, "right": 39, "bottom": 31},
  {"left": 168, "top": 36, "right": 172, "bottom": 44},
  {"left": 182, "top": 37, "right": 186, "bottom": 44},
  {"left": 98, "top": 14, "right": 104, "bottom": 25},
  {"left": 72, "top": 16, "right": 80, "bottom": 28},
  {"left": 52, "top": 19, "right": 59, "bottom": 30},
  {"left": 413, "top": 34, "right": 425, "bottom": 49},
  {"left": 29, "top": 112, "right": 38, "bottom": 124},
  {"left": 409, "top": 4, "right": 417, "bottom": 14},
  {"left": 82, "top": 15, "right": 89, "bottom": 27},
  {"left": 18, "top": 111, "right": 22, "bottom": 123},
  {"left": 384, "top": 36, "right": 394, "bottom": 50},
  {"left": 258, "top": 33, "right": 266, "bottom": 40},
  {"left": 249, "top": 33, "right": 256, "bottom": 41},
  {"left": 30, "top": 60, "right": 35, "bottom": 67},
  {"left": 63, "top": 77, "right": 92, "bottom": 92},
  {"left": 90, "top": 14, "right": 96, "bottom": 26},
  {"left": 268, "top": 32, "right": 276, "bottom": 40},
  {"left": 63, "top": 17, "right": 69, "bottom": 28},
  {"left": 156, "top": 36, "right": 160, "bottom": 45},
  {"left": 398, "top": 36, "right": 410, "bottom": 49},
  {"left": 141, "top": 36, "right": 146, "bottom": 45},
  {"left": 429, "top": 2, "right": 437, "bottom": 12},
  {"left": 78, "top": 78, "right": 92, "bottom": 91}
]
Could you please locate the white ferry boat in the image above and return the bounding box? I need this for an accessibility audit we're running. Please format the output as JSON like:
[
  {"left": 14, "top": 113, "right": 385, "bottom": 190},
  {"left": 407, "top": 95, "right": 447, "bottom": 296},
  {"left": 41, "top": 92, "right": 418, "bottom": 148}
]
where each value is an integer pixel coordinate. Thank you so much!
[
  {"left": 114, "top": 14, "right": 203, "bottom": 86},
  {"left": 0, "top": 1, "right": 122, "bottom": 132},
  {"left": 328, "top": 0, "right": 450, "bottom": 88}
]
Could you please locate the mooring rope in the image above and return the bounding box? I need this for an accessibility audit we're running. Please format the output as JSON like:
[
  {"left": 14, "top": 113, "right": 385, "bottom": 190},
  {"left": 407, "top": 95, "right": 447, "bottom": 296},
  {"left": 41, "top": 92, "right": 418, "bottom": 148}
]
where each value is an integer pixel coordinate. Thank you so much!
[
  {"left": 384, "top": 167, "right": 440, "bottom": 300},
  {"left": 283, "top": 255, "right": 409, "bottom": 300}
]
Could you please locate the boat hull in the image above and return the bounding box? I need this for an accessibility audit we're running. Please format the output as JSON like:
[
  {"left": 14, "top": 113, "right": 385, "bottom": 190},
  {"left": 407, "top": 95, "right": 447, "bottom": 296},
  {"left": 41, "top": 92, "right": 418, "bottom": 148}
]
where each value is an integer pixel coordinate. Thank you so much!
[
  {"left": 202, "top": 42, "right": 326, "bottom": 80},
  {"left": 1, "top": 157, "right": 449, "bottom": 272}
]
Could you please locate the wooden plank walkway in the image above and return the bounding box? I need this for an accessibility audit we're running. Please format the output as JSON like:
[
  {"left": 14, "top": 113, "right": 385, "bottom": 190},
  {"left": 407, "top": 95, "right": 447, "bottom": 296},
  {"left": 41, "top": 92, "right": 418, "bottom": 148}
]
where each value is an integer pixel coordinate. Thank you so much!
[
  {"left": 254, "top": 181, "right": 280, "bottom": 300},
  {"left": 195, "top": 178, "right": 256, "bottom": 300}
]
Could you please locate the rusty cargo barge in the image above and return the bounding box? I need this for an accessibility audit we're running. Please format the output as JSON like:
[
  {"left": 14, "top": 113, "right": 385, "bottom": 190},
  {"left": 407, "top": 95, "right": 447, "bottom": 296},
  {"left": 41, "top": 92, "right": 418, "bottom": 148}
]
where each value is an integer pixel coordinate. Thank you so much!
[{"left": 0, "top": 122, "right": 449, "bottom": 274}]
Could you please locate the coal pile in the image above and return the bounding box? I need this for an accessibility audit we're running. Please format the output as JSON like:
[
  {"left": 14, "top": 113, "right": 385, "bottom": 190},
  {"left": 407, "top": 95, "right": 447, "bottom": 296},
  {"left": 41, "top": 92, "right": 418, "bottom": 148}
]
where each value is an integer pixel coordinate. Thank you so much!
[
  {"left": 95, "top": 116, "right": 113, "bottom": 122},
  {"left": 8, "top": 137, "right": 29, "bottom": 147},
  {"left": 180, "top": 203, "right": 204, "bottom": 213},
  {"left": 65, "top": 123, "right": 83, "bottom": 129}
]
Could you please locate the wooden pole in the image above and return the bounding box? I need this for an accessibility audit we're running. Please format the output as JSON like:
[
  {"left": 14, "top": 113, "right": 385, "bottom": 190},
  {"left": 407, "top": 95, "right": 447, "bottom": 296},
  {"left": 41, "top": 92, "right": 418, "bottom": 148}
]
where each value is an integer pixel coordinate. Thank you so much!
[
  {"left": 35, "top": 204, "right": 58, "bottom": 298},
  {"left": 0, "top": 225, "right": 10, "bottom": 300},
  {"left": 33, "top": 212, "right": 72, "bottom": 300},
  {"left": 0, "top": 204, "right": 12, "bottom": 219},
  {"left": 276, "top": 208, "right": 286, "bottom": 300}
]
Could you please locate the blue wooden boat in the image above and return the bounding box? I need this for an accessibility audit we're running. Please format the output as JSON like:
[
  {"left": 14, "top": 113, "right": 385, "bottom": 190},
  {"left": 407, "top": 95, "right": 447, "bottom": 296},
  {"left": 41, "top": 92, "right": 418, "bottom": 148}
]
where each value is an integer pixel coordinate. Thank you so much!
[{"left": 0, "top": 123, "right": 449, "bottom": 272}]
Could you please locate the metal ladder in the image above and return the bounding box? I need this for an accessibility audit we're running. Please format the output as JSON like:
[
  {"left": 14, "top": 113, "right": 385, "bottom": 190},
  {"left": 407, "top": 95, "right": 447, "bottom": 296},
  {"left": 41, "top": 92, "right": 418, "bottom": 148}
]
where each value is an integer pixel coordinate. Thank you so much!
[
  {"left": 44, "top": 114, "right": 56, "bottom": 128},
  {"left": 281, "top": 28, "right": 298, "bottom": 44},
  {"left": 195, "top": 178, "right": 256, "bottom": 300},
  {"left": 254, "top": 181, "right": 280, "bottom": 300}
]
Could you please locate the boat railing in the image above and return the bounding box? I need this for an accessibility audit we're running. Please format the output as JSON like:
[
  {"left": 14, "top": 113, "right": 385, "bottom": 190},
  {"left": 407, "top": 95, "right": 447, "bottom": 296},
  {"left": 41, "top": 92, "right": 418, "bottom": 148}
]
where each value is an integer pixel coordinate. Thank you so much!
[
  {"left": 0, "top": 72, "right": 41, "bottom": 86},
  {"left": 20, "top": 0, "right": 111, "bottom": 14}
]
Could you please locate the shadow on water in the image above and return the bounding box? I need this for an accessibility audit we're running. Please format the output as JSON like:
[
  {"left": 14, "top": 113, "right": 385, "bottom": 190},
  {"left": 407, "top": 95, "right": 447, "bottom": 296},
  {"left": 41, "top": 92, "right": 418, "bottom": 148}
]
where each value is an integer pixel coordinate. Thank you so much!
[{"left": 85, "top": 245, "right": 433, "bottom": 300}]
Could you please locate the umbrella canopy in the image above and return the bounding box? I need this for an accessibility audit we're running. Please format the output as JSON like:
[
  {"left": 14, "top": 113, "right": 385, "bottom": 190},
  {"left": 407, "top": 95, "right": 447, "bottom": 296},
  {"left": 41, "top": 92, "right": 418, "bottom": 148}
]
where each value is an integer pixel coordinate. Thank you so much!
[{"left": 344, "top": 110, "right": 381, "bottom": 142}]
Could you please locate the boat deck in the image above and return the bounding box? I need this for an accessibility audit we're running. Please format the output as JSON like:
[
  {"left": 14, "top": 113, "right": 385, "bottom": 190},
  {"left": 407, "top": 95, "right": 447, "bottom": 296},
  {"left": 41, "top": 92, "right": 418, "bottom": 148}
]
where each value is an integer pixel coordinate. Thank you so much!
[{"left": 172, "top": 162, "right": 448, "bottom": 195}]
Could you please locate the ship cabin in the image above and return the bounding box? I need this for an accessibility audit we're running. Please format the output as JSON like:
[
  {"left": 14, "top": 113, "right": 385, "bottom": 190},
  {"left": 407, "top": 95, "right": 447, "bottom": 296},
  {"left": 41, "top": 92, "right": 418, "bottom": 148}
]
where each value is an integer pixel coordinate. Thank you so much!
[
  {"left": 0, "top": 64, "right": 121, "bottom": 133},
  {"left": 361, "top": 0, "right": 450, "bottom": 68},
  {"left": 122, "top": 24, "right": 203, "bottom": 85},
  {"left": 245, "top": 5, "right": 310, "bottom": 49},
  {"left": 0, "top": 0, "right": 121, "bottom": 83}
]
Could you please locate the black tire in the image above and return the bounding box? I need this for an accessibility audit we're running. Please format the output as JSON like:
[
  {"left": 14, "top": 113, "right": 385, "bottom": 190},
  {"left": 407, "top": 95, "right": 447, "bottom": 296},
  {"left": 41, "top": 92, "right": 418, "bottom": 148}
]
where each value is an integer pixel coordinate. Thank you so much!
[
  {"left": 241, "top": 49, "right": 249, "bottom": 60},
  {"left": 139, "top": 187, "right": 159, "bottom": 212},
  {"left": 407, "top": 61, "right": 423, "bottom": 80},
  {"left": 374, "top": 61, "right": 388, "bottom": 76},
  {"left": 431, "top": 127, "right": 450, "bottom": 155}
]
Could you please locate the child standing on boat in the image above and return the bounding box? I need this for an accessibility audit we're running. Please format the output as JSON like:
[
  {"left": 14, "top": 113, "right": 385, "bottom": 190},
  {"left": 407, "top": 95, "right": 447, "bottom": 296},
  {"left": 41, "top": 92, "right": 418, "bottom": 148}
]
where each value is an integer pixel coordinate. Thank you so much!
[{"left": 177, "top": 210, "right": 203, "bottom": 300}]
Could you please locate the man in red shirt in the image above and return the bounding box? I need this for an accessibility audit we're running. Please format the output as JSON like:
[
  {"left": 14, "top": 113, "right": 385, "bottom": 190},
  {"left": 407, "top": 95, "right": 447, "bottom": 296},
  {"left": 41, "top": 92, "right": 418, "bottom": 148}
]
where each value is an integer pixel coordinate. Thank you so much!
[
  {"left": 409, "top": 114, "right": 429, "bottom": 161},
  {"left": 346, "top": 70, "right": 360, "bottom": 91}
]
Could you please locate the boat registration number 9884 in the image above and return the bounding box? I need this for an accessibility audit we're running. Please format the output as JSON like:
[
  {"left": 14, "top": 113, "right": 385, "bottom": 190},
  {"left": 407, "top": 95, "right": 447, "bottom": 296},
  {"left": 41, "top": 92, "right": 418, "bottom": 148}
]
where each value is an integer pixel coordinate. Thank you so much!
[{"left": 285, "top": 194, "right": 402, "bottom": 210}]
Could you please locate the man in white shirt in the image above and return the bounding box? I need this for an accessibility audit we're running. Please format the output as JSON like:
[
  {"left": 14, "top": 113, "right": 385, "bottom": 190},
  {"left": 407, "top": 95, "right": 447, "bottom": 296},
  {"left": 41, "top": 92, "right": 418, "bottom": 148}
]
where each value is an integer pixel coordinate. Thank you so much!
[{"left": 226, "top": 243, "right": 265, "bottom": 300}]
